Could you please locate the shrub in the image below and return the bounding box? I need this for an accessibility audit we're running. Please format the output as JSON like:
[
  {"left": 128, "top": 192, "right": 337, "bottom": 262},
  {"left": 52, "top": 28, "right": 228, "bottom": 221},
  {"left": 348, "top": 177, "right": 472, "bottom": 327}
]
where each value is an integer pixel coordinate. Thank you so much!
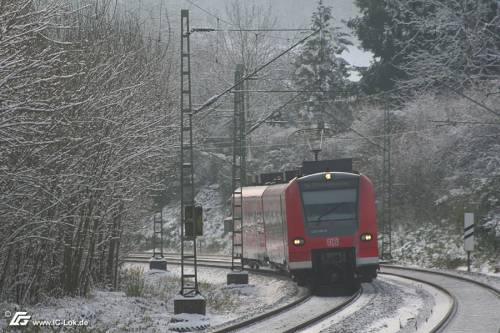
[{"left": 122, "top": 268, "right": 145, "bottom": 297}]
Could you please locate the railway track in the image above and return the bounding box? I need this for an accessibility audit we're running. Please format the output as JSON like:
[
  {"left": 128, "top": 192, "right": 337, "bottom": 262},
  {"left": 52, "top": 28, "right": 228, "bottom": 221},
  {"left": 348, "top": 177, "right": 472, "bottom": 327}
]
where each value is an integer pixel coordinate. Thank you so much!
[
  {"left": 124, "top": 253, "right": 232, "bottom": 268},
  {"left": 380, "top": 265, "right": 500, "bottom": 333},
  {"left": 124, "top": 253, "right": 362, "bottom": 333},
  {"left": 125, "top": 253, "right": 362, "bottom": 332},
  {"left": 124, "top": 253, "right": 499, "bottom": 332},
  {"left": 218, "top": 289, "right": 361, "bottom": 333}
]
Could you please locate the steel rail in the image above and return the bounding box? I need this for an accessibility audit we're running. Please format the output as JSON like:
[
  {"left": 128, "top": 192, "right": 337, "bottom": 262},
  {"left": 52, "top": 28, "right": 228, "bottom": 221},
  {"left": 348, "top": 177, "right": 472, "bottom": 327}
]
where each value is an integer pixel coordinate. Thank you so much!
[
  {"left": 381, "top": 264, "right": 500, "bottom": 332},
  {"left": 290, "top": 267, "right": 459, "bottom": 333},
  {"left": 125, "top": 254, "right": 497, "bottom": 332},
  {"left": 123, "top": 253, "right": 364, "bottom": 333},
  {"left": 382, "top": 264, "right": 500, "bottom": 296},
  {"left": 379, "top": 270, "right": 456, "bottom": 333},
  {"left": 125, "top": 254, "right": 230, "bottom": 264},
  {"left": 123, "top": 253, "right": 313, "bottom": 332},
  {"left": 126, "top": 252, "right": 225, "bottom": 259},
  {"left": 211, "top": 293, "right": 313, "bottom": 333},
  {"left": 280, "top": 288, "right": 362, "bottom": 333}
]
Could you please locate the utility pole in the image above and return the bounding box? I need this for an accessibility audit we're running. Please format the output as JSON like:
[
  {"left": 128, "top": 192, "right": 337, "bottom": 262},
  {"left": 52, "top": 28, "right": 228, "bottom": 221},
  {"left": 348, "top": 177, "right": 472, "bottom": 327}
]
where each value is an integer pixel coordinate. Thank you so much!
[
  {"left": 381, "top": 102, "right": 393, "bottom": 260},
  {"left": 175, "top": 9, "right": 205, "bottom": 315},
  {"left": 228, "top": 64, "right": 248, "bottom": 285}
]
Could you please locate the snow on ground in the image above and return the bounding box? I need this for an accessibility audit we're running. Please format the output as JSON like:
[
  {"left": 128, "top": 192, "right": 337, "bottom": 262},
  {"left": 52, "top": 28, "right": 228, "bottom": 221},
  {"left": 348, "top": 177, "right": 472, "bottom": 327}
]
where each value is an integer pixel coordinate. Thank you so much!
[
  {"left": 156, "top": 264, "right": 301, "bottom": 330},
  {"left": 299, "top": 284, "right": 379, "bottom": 333},
  {"left": 390, "top": 220, "right": 500, "bottom": 292},
  {"left": 312, "top": 277, "right": 435, "bottom": 333},
  {"left": 391, "top": 222, "right": 500, "bottom": 282},
  {"left": 0, "top": 263, "right": 300, "bottom": 332},
  {"left": 373, "top": 275, "right": 451, "bottom": 333},
  {"left": 422, "top": 267, "right": 500, "bottom": 291},
  {"left": 1, "top": 269, "right": 176, "bottom": 332}
]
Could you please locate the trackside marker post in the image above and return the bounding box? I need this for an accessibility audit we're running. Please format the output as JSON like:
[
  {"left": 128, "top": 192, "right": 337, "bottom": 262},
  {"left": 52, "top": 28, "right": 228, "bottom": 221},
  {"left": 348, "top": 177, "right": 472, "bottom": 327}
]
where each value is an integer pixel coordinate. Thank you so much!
[{"left": 464, "top": 212, "right": 474, "bottom": 272}]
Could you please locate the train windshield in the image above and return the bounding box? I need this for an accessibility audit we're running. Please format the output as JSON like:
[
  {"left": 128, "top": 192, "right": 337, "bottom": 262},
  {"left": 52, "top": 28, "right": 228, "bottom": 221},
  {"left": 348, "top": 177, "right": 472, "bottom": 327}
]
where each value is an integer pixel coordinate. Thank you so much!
[
  {"left": 302, "top": 189, "right": 357, "bottom": 222},
  {"left": 300, "top": 179, "right": 358, "bottom": 223}
]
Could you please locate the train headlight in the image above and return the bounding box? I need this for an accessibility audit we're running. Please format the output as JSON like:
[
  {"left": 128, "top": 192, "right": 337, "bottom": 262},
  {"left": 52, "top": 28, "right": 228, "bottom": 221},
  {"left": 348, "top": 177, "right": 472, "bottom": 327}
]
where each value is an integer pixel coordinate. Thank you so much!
[
  {"left": 293, "top": 238, "right": 305, "bottom": 246},
  {"left": 324, "top": 172, "right": 333, "bottom": 181},
  {"left": 360, "top": 233, "right": 373, "bottom": 241}
]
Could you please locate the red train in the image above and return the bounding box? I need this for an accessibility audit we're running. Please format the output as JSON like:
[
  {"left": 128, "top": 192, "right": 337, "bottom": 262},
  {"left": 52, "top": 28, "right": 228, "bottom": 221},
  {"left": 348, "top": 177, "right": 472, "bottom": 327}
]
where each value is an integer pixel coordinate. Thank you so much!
[{"left": 238, "top": 170, "right": 379, "bottom": 288}]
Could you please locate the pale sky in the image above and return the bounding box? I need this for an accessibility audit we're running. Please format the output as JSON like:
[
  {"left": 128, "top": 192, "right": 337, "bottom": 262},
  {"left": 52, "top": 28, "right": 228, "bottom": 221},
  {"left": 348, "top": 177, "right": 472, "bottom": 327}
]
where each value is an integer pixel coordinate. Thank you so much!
[
  {"left": 184, "top": 0, "right": 372, "bottom": 67},
  {"left": 119, "top": 0, "right": 373, "bottom": 68}
]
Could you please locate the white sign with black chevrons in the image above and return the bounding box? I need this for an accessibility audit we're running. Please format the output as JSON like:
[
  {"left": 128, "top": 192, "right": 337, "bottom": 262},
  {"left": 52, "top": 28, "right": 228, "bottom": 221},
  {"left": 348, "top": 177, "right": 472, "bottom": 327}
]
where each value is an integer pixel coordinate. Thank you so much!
[{"left": 464, "top": 212, "right": 474, "bottom": 251}]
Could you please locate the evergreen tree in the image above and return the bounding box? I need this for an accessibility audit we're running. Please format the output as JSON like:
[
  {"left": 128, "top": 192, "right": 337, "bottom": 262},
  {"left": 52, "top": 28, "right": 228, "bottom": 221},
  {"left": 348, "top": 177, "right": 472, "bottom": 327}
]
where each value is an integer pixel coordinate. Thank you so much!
[
  {"left": 349, "top": 0, "right": 500, "bottom": 94},
  {"left": 348, "top": 0, "right": 419, "bottom": 94},
  {"left": 292, "top": 0, "right": 353, "bottom": 128}
]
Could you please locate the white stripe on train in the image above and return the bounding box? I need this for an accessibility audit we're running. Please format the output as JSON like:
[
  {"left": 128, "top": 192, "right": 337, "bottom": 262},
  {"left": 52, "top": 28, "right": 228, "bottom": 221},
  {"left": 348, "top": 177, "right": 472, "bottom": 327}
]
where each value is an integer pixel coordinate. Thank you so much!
[
  {"left": 288, "top": 261, "right": 312, "bottom": 269},
  {"left": 288, "top": 256, "right": 379, "bottom": 270},
  {"left": 356, "top": 256, "right": 379, "bottom": 266}
]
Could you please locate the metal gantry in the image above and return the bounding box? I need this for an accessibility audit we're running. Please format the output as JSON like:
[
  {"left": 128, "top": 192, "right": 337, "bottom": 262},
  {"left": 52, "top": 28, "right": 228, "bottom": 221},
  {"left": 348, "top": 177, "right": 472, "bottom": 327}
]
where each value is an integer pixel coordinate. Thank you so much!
[
  {"left": 179, "top": 9, "right": 199, "bottom": 296},
  {"left": 231, "top": 64, "right": 246, "bottom": 271},
  {"left": 381, "top": 104, "right": 393, "bottom": 260}
]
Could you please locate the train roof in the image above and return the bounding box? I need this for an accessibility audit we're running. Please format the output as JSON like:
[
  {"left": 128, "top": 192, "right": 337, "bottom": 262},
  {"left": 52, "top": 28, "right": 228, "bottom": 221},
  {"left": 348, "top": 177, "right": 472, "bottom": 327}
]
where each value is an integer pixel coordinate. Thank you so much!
[
  {"left": 237, "top": 186, "right": 268, "bottom": 197},
  {"left": 235, "top": 183, "right": 289, "bottom": 199},
  {"left": 263, "top": 182, "right": 288, "bottom": 196},
  {"left": 298, "top": 171, "right": 360, "bottom": 183}
]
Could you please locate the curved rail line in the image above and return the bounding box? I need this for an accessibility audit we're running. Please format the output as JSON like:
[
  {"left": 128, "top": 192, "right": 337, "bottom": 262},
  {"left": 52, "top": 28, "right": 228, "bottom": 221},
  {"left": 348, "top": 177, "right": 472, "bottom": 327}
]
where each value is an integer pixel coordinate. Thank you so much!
[
  {"left": 280, "top": 289, "right": 362, "bottom": 333},
  {"left": 379, "top": 270, "right": 456, "bottom": 333},
  {"left": 124, "top": 254, "right": 498, "bottom": 332},
  {"left": 211, "top": 293, "right": 315, "bottom": 333},
  {"left": 126, "top": 253, "right": 362, "bottom": 332},
  {"left": 382, "top": 264, "right": 500, "bottom": 295},
  {"left": 381, "top": 264, "right": 500, "bottom": 333},
  {"left": 124, "top": 254, "right": 363, "bottom": 332},
  {"left": 124, "top": 253, "right": 316, "bottom": 332}
]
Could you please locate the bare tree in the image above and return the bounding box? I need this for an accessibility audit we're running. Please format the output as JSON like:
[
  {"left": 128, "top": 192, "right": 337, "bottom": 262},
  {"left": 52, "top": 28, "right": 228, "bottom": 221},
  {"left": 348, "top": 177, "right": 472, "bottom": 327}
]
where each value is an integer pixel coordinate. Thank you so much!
[
  {"left": 390, "top": 0, "right": 500, "bottom": 91},
  {"left": 0, "top": 0, "right": 177, "bottom": 303}
]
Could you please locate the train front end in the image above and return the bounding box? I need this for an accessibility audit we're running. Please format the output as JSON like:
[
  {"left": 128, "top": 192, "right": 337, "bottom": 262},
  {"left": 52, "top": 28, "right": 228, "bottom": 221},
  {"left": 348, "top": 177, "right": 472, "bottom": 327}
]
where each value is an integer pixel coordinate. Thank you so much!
[{"left": 285, "top": 171, "right": 379, "bottom": 286}]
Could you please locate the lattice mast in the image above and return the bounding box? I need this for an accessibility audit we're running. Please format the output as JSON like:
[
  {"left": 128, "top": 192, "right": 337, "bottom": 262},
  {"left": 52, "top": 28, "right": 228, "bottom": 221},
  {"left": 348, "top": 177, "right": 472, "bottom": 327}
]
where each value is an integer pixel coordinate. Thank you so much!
[
  {"left": 152, "top": 211, "right": 164, "bottom": 258},
  {"left": 381, "top": 103, "right": 393, "bottom": 260},
  {"left": 179, "top": 9, "right": 199, "bottom": 296},
  {"left": 231, "top": 64, "right": 246, "bottom": 271}
]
